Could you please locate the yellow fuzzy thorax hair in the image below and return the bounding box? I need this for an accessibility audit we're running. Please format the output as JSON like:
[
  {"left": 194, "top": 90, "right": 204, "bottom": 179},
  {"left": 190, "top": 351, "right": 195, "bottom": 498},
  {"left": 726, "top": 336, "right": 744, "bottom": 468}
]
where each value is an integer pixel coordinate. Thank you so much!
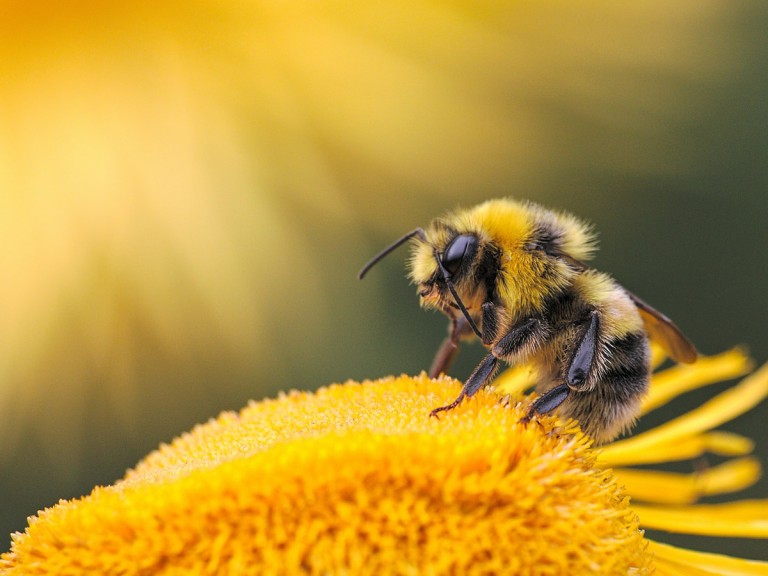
[
  {"left": 409, "top": 198, "right": 597, "bottom": 313},
  {"left": 463, "top": 199, "right": 596, "bottom": 259}
]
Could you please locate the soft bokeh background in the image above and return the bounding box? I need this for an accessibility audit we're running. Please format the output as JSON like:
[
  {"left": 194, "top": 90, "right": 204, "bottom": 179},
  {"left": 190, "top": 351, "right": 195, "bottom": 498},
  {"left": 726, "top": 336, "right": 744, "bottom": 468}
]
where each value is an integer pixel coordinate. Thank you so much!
[{"left": 1, "top": 0, "right": 766, "bottom": 560}]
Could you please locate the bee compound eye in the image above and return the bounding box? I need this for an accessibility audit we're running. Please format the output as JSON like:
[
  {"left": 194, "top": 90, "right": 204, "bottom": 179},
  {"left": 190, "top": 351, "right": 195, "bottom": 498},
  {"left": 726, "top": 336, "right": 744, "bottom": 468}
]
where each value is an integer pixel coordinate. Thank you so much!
[{"left": 441, "top": 234, "right": 477, "bottom": 277}]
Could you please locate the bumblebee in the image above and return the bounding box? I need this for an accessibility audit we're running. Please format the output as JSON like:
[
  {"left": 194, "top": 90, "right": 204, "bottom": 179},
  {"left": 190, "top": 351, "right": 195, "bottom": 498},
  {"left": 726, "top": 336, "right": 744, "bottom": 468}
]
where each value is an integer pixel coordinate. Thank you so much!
[{"left": 359, "top": 198, "right": 697, "bottom": 443}]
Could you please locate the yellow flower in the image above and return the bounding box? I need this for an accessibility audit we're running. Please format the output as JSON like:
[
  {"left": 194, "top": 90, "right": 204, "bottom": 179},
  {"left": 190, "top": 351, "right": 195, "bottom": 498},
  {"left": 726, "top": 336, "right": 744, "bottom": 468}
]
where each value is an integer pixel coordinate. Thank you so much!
[{"left": 2, "top": 349, "right": 768, "bottom": 575}]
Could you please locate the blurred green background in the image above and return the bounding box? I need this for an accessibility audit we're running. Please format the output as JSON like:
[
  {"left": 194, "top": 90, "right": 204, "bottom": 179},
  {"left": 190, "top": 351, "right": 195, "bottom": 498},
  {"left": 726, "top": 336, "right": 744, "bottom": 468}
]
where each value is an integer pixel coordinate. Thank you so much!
[{"left": 1, "top": 0, "right": 767, "bottom": 561}]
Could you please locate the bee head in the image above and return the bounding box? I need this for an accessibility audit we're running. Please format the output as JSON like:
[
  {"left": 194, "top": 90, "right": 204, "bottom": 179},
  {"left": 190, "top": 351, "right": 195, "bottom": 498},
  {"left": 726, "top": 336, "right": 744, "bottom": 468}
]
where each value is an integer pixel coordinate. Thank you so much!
[
  {"left": 412, "top": 199, "right": 596, "bottom": 315},
  {"left": 408, "top": 227, "right": 497, "bottom": 338}
]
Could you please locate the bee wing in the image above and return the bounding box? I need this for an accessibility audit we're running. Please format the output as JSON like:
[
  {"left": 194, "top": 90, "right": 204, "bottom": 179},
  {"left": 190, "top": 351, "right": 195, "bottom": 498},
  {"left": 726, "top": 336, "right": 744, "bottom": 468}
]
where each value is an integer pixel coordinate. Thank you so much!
[{"left": 625, "top": 290, "right": 698, "bottom": 364}]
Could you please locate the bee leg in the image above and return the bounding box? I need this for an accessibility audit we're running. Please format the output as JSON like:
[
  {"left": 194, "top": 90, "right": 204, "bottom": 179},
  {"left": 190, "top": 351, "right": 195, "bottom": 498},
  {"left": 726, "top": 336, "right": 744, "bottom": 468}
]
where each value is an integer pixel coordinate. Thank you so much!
[
  {"left": 430, "top": 302, "right": 498, "bottom": 377},
  {"left": 520, "top": 384, "right": 570, "bottom": 423},
  {"left": 492, "top": 316, "right": 549, "bottom": 359},
  {"left": 480, "top": 301, "right": 498, "bottom": 345},
  {"left": 430, "top": 353, "right": 498, "bottom": 418},
  {"left": 521, "top": 311, "right": 599, "bottom": 422},
  {"left": 429, "top": 315, "right": 473, "bottom": 377},
  {"left": 566, "top": 310, "right": 600, "bottom": 389},
  {"left": 428, "top": 334, "right": 458, "bottom": 378}
]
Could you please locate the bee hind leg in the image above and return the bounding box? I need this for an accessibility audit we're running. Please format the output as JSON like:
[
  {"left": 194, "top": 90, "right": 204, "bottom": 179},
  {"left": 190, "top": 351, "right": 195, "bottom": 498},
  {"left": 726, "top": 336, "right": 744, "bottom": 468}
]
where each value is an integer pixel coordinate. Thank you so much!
[
  {"left": 430, "top": 352, "right": 498, "bottom": 418},
  {"left": 521, "top": 310, "right": 599, "bottom": 424},
  {"left": 520, "top": 384, "right": 570, "bottom": 423}
]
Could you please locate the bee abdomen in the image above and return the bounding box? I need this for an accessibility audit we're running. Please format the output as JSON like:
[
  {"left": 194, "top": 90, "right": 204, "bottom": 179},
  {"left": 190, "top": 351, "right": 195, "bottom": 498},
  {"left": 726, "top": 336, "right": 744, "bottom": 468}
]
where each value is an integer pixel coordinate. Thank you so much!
[
  {"left": 564, "top": 331, "right": 650, "bottom": 443},
  {"left": 600, "top": 331, "right": 650, "bottom": 389}
]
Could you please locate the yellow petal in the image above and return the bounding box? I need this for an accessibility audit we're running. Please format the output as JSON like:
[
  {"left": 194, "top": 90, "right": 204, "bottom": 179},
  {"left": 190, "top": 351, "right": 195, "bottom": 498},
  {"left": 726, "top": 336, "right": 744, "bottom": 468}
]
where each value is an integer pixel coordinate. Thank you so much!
[
  {"left": 615, "top": 457, "right": 761, "bottom": 505},
  {"left": 650, "top": 341, "right": 670, "bottom": 370},
  {"left": 601, "top": 363, "right": 768, "bottom": 466},
  {"left": 601, "top": 430, "right": 754, "bottom": 467},
  {"left": 649, "top": 539, "right": 768, "bottom": 576},
  {"left": 634, "top": 500, "right": 768, "bottom": 538},
  {"left": 642, "top": 348, "right": 753, "bottom": 415}
]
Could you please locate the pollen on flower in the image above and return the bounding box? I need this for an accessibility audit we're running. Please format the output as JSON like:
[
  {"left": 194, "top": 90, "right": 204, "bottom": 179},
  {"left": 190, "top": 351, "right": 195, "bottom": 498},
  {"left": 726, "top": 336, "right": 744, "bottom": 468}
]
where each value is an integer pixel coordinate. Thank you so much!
[{"left": 0, "top": 375, "right": 651, "bottom": 575}]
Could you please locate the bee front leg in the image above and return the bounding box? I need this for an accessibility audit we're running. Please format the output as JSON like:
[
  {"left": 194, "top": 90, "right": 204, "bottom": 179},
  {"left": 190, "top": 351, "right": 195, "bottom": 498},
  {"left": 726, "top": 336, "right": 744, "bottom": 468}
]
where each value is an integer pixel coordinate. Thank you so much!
[
  {"left": 430, "top": 353, "right": 498, "bottom": 417},
  {"left": 429, "top": 302, "right": 496, "bottom": 378},
  {"left": 429, "top": 303, "right": 510, "bottom": 417}
]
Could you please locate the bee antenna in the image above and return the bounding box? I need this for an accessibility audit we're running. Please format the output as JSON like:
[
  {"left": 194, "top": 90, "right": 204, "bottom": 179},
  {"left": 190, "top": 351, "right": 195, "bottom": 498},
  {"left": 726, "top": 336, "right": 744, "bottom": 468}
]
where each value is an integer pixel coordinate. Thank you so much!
[
  {"left": 435, "top": 255, "right": 483, "bottom": 339},
  {"left": 358, "top": 228, "right": 427, "bottom": 280}
]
